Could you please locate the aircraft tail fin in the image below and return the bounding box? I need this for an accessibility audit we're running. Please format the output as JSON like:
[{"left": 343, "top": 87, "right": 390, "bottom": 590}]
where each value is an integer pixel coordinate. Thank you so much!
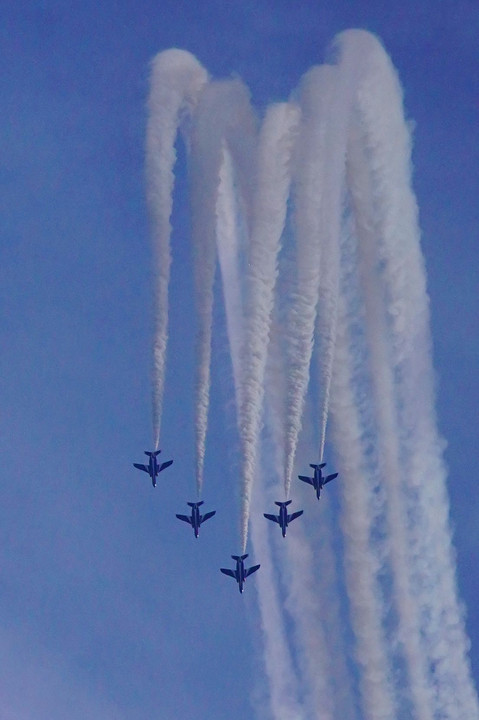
[
  {"left": 310, "top": 462, "right": 326, "bottom": 470},
  {"left": 232, "top": 554, "right": 248, "bottom": 561},
  {"left": 187, "top": 501, "right": 203, "bottom": 508},
  {"left": 275, "top": 500, "right": 292, "bottom": 507}
]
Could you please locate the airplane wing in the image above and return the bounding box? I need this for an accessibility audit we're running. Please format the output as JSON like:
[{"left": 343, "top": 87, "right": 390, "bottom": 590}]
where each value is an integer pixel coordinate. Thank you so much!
[
  {"left": 201, "top": 511, "right": 216, "bottom": 523},
  {"left": 325, "top": 473, "right": 338, "bottom": 484},
  {"left": 246, "top": 564, "right": 260, "bottom": 577},
  {"left": 159, "top": 460, "right": 173, "bottom": 473},
  {"left": 298, "top": 475, "right": 314, "bottom": 485},
  {"left": 263, "top": 513, "right": 280, "bottom": 524},
  {"left": 288, "top": 510, "right": 304, "bottom": 522},
  {"left": 176, "top": 514, "right": 192, "bottom": 524},
  {"left": 220, "top": 568, "right": 236, "bottom": 579},
  {"left": 133, "top": 463, "right": 149, "bottom": 473}
]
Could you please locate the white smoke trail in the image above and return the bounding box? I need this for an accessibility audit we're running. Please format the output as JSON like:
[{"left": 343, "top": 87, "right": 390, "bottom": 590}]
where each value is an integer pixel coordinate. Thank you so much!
[
  {"left": 325, "top": 31, "right": 433, "bottom": 720},
  {"left": 146, "top": 49, "right": 208, "bottom": 449},
  {"left": 263, "top": 334, "right": 356, "bottom": 720},
  {"left": 146, "top": 30, "right": 479, "bottom": 720},
  {"left": 282, "top": 67, "right": 334, "bottom": 498},
  {"left": 345, "top": 29, "right": 479, "bottom": 719},
  {"left": 284, "top": 37, "right": 366, "bottom": 494},
  {"left": 216, "top": 142, "right": 304, "bottom": 720},
  {"left": 282, "top": 522, "right": 334, "bottom": 719},
  {"left": 346, "top": 115, "right": 434, "bottom": 719},
  {"left": 330, "top": 251, "right": 397, "bottom": 720},
  {"left": 215, "top": 144, "right": 245, "bottom": 398},
  {"left": 239, "top": 102, "right": 300, "bottom": 552},
  {"left": 189, "top": 79, "right": 256, "bottom": 495},
  {"left": 314, "top": 133, "right": 344, "bottom": 465},
  {"left": 250, "top": 477, "right": 304, "bottom": 720}
]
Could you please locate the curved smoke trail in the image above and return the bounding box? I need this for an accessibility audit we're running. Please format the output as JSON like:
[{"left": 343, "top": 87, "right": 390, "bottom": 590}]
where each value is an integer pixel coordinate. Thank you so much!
[
  {"left": 345, "top": 30, "right": 479, "bottom": 719},
  {"left": 239, "top": 102, "right": 300, "bottom": 551},
  {"left": 282, "top": 67, "right": 335, "bottom": 498},
  {"left": 216, "top": 139, "right": 304, "bottom": 720},
  {"left": 146, "top": 29, "right": 479, "bottom": 720},
  {"left": 346, "top": 109, "right": 434, "bottom": 718},
  {"left": 189, "top": 79, "right": 257, "bottom": 496},
  {"left": 146, "top": 49, "right": 208, "bottom": 449}
]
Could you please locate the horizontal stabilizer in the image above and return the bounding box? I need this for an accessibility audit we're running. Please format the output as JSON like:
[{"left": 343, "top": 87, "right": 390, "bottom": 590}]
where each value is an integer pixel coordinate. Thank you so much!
[
  {"left": 159, "top": 460, "right": 173, "bottom": 472},
  {"left": 232, "top": 554, "right": 248, "bottom": 561},
  {"left": 220, "top": 568, "right": 236, "bottom": 579},
  {"left": 201, "top": 511, "right": 216, "bottom": 523},
  {"left": 133, "top": 463, "right": 148, "bottom": 473},
  {"left": 246, "top": 564, "right": 260, "bottom": 577},
  {"left": 188, "top": 501, "right": 203, "bottom": 508},
  {"left": 310, "top": 462, "right": 326, "bottom": 470},
  {"left": 275, "top": 500, "right": 292, "bottom": 507},
  {"left": 176, "top": 514, "right": 191, "bottom": 524},
  {"left": 298, "top": 475, "right": 314, "bottom": 485},
  {"left": 288, "top": 510, "right": 304, "bottom": 522},
  {"left": 264, "top": 513, "right": 280, "bottom": 523},
  {"left": 325, "top": 473, "right": 338, "bottom": 484}
]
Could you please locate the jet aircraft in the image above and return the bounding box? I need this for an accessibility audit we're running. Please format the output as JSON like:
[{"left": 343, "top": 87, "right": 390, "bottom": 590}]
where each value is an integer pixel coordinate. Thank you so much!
[
  {"left": 298, "top": 462, "right": 338, "bottom": 500},
  {"left": 220, "top": 554, "right": 260, "bottom": 594},
  {"left": 133, "top": 450, "right": 173, "bottom": 487},
  {"left": 176, "top": 501, "right": 216, "bottom": 538},
  {"left": 264, "top": 501, "right": 303, "bottom": 537}
]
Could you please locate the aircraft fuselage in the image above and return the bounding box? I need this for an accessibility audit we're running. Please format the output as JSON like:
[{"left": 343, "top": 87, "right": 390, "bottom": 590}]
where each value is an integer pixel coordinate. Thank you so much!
[
  {"left": 148, "top": 455, "right": 159, "bottom": 486},
  {"left": 191, "top": 505, "right": 201, "bottom": 537},
  {"left": 220, "top": 554, "right": 260, "bottom": 593},
  {"left": 278, "top": 505, "right": 289, "bottom": 536}
]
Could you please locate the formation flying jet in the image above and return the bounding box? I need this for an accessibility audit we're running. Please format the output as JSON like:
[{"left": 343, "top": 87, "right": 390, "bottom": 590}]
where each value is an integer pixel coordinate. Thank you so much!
[
  {"left": 176, "top": 501, "right": 216, "bottom": 538},
  {"left": 298, "top": 462, "right": 338, "bottom": 500},
  {"left": 264, "top": 501, "right": 303, "bottom": 537},
  {"left": 220, "top": 554, "right": 260, "bottom": 594},
  {"left": 133, "top": 450, "right": 173, "bottom": 487}
]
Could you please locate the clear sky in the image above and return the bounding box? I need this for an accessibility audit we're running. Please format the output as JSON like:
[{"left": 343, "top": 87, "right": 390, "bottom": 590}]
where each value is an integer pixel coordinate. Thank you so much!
[{"left": 1, "top": 2, "right": 477, "bottom": 718}]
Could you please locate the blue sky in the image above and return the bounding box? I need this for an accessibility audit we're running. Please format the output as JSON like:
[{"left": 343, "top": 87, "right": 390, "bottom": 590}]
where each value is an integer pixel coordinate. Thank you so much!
[{"left": 1, "top": 2, "right": 478, "bottom": 718}]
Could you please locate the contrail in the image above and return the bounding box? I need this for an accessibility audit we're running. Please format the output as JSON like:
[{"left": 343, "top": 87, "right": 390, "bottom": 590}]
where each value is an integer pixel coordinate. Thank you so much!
[
  {"left": 282, "top": 66, "right": 336, "bottom": 499},
  {"left": 263, "top": 357, "right": 355, "bottom": 720},
  {"left": 215, "top": 143, "right": 245, "bottom": 399},
  {"left": 345, "top": 30, "right": 479, "bottom": 719},
  {"left": 347, "top": 124, "right": 433, "bottom": 718},
  {"left": 283, "top": 36, "right": 363, "bottom": 495},
  {"left": 329, "top": 30, "right": 433, "bottom": 719},
  {"left": 189, "top": 79, "right": 256, "bottom": 495},
  {"left": 250, "top": 472, "right": 304, "bottom": 720},
  {"left": 239, "top": 101, "right": 300, "bottom": 552},
  {"left": 146, "top": 30, "right": 479, "bottom": 720},
  {"left": 330, "top": 214, "right": 397, "bottom": 720},
  {"left": 146, "top": 49, "right": 208, "bottom": 449},
  {"left": 216, "top": 142, "right": 304, "bottom": 720}
]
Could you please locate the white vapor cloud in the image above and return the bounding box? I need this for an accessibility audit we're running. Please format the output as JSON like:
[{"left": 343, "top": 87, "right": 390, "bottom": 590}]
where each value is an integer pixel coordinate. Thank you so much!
[{"left": 146, "top": 29, "right": 479, "bottom": 720}]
